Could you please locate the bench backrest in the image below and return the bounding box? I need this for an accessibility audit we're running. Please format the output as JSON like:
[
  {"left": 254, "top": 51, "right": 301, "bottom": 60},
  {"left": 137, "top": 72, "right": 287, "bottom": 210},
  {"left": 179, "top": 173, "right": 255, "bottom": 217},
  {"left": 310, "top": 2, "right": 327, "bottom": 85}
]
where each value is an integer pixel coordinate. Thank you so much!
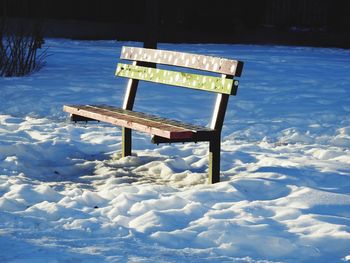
[{"left": 115, "top": 46, "right": 244, "bottom": 131}]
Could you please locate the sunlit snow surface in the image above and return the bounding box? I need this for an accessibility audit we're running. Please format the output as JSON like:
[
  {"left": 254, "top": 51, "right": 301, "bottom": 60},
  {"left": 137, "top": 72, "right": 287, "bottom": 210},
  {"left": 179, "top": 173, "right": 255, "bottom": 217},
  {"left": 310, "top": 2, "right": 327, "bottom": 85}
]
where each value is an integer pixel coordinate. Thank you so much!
[{"left": 1, "top": 39, "right": 350, "bottom": 262}]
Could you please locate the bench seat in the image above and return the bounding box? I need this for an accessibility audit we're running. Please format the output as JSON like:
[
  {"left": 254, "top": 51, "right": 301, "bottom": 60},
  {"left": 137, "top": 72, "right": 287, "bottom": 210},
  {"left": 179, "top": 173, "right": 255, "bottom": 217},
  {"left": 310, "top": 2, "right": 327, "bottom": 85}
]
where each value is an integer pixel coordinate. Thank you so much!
[{"left": 64, "top": 105, "right": 214, "bottom": 140}]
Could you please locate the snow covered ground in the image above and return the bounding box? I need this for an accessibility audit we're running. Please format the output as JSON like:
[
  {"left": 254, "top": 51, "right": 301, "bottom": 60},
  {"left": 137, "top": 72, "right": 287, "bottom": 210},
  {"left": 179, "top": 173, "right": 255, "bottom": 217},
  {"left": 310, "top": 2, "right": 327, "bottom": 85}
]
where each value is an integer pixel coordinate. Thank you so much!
[{"left": 0, "top": 39, "right": 350, "bottom": 262}]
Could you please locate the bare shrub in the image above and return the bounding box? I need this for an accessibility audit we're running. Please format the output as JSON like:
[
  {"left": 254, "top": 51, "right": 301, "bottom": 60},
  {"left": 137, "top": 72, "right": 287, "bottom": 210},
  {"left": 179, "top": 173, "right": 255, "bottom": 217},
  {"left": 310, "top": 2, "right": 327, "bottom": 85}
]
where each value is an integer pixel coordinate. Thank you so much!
[{"left": 0, "top": 18, "right": 48, "bottom": 77}]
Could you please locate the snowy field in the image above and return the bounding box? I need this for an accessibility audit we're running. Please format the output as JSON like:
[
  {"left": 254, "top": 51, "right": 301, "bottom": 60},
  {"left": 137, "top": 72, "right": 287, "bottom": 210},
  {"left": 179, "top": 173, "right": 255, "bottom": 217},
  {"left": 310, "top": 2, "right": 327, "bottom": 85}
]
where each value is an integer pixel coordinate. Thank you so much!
[{"left": 0, "top": 39, "right": 350, "bottom": 262}]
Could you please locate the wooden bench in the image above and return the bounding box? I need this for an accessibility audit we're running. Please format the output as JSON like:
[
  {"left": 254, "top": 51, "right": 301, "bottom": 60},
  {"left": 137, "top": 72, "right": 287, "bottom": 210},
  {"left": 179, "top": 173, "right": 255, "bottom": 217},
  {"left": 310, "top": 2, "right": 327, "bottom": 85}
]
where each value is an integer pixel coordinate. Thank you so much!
[{"left": 63, "top": 46, "right": 244, "bottom": 184}]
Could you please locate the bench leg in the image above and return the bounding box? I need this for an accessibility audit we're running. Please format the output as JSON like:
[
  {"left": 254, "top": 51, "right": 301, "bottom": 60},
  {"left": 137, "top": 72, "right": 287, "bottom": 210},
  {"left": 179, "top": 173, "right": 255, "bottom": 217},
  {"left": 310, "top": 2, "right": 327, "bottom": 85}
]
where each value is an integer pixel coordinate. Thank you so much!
[
  {"left": 209, "top": 135, "right": 221, "bottom": 184},
  {"left": 122, "top": 127, "right": 132, "bottom": 157}
]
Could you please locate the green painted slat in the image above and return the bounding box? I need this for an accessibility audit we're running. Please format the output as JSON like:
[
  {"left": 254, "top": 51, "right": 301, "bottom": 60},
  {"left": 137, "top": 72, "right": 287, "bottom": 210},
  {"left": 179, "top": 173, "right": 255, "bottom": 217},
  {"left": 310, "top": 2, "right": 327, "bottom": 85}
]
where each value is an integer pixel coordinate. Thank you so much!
[{"left": 115, "top": 63, "right": 237, "bottom": 95}]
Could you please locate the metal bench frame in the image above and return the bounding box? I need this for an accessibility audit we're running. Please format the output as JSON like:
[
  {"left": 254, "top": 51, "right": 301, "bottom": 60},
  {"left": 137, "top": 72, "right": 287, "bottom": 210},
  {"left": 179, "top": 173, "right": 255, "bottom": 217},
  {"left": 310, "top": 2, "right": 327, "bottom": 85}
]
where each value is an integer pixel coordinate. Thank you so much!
[{"left": 64, "top": 46, "right": 244, "bottom": 184}]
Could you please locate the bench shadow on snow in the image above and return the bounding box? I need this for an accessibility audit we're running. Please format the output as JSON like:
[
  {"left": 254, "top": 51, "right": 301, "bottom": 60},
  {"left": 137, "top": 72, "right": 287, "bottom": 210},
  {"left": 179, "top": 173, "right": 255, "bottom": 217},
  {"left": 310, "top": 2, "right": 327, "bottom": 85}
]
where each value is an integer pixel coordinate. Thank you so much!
[{"left": 89, "top": 154, "right": 173, "bottom": 185}]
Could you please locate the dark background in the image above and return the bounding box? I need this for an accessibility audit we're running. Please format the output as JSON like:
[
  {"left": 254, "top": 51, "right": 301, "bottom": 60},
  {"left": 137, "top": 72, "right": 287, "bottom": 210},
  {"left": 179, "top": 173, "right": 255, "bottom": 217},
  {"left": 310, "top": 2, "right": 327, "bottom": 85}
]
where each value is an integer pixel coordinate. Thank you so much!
[{"left": 1, "top": 0, "right": 350, "bottom": 48}]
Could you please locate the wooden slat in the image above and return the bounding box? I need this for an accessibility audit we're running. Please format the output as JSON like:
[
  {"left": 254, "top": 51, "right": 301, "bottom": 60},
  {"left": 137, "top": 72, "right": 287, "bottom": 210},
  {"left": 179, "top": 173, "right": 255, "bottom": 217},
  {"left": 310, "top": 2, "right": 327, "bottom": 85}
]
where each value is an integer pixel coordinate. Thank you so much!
[
  {"left": 120, "top": 46, "right": 244, "bottom": 77},
  {"left": 116, "top": 63, "right": 238, "bottom": 95},
  {"left": 66, "top": 105, "right": 192, "bottom": 133},
  {"left": 100, "top": 106, "right": 212, "bottom": 132},
  {"left": 63, "top": 105, "right": 212, "bottom": 139}
]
